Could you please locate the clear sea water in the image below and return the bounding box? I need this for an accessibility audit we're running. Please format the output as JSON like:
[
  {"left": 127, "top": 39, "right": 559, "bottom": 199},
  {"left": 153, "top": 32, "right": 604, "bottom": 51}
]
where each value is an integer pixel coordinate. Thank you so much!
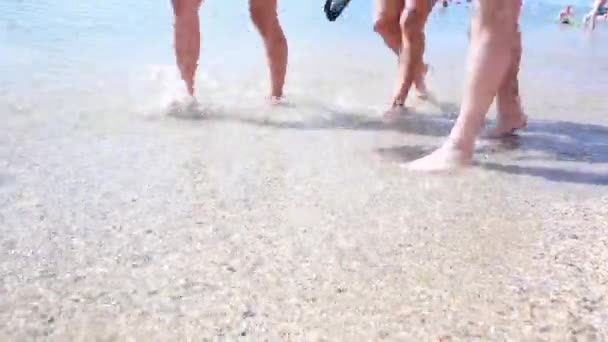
[{"left": 1, "top": 0, "right": 607, "bottom": 139}]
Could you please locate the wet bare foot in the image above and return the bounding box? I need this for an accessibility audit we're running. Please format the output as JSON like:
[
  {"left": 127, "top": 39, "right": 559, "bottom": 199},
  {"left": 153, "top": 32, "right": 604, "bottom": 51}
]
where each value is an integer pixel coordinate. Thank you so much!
[
  {"left": 415, "top": 87, "right": 429, "bottom": 101},
  {"left": 167, "top": 96, "right": 203, "bottom": 119},
  {"left": 484, "top": 114, "right": 528, "bottom": 138},
  {"left": 405, "top": 142, "right": 473, "bottom": 173},
  {"left": 267, "top": 95, "right": 296, "bottom": 109},
  {"left": 383, "top": 104, "right": 409, "bottom": 121},
  {"left": 269, "top": 95, "right": 283, "bottom": 106}
]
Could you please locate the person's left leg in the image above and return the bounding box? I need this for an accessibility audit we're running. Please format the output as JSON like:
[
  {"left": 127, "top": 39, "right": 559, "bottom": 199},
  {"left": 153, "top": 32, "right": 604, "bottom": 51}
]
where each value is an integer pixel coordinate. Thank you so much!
[
  {"left": 172, "top": 0, "right": 203, "bottom": 97},
  {"left": 413, "top": 62, "right": 429, "bottom": 99},
  {"left": 486, "top": 29, "right": 526, "bottom": 137},
  {"left": 413, "top": 0, "right": 439, "bottom": 99},
  {"left": 249, "top": 0, "right": 288, "bottom": 100}
]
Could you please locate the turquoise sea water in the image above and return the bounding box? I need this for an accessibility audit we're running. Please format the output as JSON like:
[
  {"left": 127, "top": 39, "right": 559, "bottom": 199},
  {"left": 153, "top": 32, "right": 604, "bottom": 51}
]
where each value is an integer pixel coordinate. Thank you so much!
[{"left": 0, "top": 0, "right": 607, "bottom": 118}]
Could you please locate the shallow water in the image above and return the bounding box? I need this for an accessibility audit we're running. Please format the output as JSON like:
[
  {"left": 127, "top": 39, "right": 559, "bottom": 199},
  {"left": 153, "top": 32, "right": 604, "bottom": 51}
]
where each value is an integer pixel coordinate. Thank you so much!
[
  {"left": 1, "top": 0, "right": 608, "bottom": 340},
  {"left": 1, "top": 0, "right": 607, "bottom": 179},
  {"left": 1, "top": 0, "right": 607, "bottom": 111}
]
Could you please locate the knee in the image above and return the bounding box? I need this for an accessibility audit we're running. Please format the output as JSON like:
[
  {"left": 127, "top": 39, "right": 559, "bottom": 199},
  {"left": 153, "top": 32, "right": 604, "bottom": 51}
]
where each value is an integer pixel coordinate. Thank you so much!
[
  {"left": 249, "top": 5, "right": 281, "bottom": 37},
  {"left": 399, "top": 9, "right": 423, "bottom": 35},
  {"left": 373, "top": 15, "right": 398, "bottom": 35},
  {"left": 470, "top": 20, "right": 514, "bottom": 45},
  {"left": 172, "top": 0, "right": 200, "bottom": 17},
  {"left": 249, "top": 4, "right": 265, "bottom": 27}
]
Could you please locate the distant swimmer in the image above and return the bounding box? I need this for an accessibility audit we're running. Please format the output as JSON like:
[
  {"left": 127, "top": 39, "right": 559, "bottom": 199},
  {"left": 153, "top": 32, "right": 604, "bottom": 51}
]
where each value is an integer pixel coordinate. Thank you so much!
[
  {"left": 559, "top": 5, "right": 574, "bottom": 24},
  {"left": 171, "top": 0, "right": 287, "bottom": 104},
  {"left": 583, "top": 0, "right": 608, "bottom": 30}
]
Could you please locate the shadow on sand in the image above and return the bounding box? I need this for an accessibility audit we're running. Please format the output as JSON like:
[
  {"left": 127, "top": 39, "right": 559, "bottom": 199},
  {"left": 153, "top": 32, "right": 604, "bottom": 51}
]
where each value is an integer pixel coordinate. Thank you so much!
[
  {"left": 169, "top": 101, "right": 608, "bottom": 186},
  {"left": 199, "top": 103, "right": 458, "bottom": 137},
  {"left": 376, "top": 143, "right": 608, "bottom": 186},
  {"left": 375, "top": 120, "right": 608, "bottom": 185}
]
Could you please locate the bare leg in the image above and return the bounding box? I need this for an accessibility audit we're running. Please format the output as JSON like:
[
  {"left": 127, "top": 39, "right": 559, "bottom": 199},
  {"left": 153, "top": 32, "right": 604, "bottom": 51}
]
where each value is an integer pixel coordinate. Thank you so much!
[
  {"left": 172, "top": 0, "right": 202, "bottom": 97},
  {"left": 250, "top": 0, "right": 288, "bottom": 100},
  {"left": 391, "top": 0, "right": 431, "bottom": 107},
  {"left": 486, "top": 29, "right": 527, "bottom": 138},
  {"left": 414, "top": 62, "right": 429, "bottom": 99},
  {"left": 407, "top": 0, "right": 520, "bottom": 172},
  {"left": 374, "top": 0, "right": 429, "bottom": 103},
  {"left": 373, "top": 0, "right": 405, "bottom": 54},
  {"left": 584, "top": 0, "right": 607, "bottom": 30}
]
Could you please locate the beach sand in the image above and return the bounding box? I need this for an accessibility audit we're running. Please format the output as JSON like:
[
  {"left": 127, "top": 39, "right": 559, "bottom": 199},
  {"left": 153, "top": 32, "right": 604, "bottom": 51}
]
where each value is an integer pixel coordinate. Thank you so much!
[{"left": 1, "top": 0, "right": 608, "bottom": 340}]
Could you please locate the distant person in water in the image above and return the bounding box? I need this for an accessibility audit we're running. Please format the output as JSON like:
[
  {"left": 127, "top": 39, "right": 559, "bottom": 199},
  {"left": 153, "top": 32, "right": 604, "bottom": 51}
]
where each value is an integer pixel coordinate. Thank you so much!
[
  {"left": 408, "top": 0, "right": 525, "bottom": 172},
  {"left": 559, "top": 5, "right": 574, "bottom": 24},
  {"left": 172, "top": 0, "right": 287, "bottom": 103},
  {"left": 583, "top": 0, "right": 608, "bottom": 30},
  {"left": 373, "top": 0, "right": 438, "bottom": 114}
]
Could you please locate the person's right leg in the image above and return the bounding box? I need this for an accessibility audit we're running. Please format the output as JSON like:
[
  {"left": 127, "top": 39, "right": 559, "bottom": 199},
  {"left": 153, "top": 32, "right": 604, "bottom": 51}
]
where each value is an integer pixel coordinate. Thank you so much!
[
  {"left": 249, "top": 0, "right": 288, "bottom": 100},
  {"left": 390, "top": 0, "right": 431, "bottom": 107},
  {"left": 407, "top": 0, "right": 520, "bottom": 172},
  {"left": 413, "top": 58, "right": 430, "bottom": 100},
  {"left": 373, "top": 0, "right": 405, "bottom": 54},
  {"left": 172, "top": 0, "right": 202, "bottom": 97}
]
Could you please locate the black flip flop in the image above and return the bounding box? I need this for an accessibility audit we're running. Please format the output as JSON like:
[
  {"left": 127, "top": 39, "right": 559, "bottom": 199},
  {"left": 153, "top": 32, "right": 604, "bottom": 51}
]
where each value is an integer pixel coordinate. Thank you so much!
[{"left": 324, "top": 0, "right": 352, "bottom": 22}]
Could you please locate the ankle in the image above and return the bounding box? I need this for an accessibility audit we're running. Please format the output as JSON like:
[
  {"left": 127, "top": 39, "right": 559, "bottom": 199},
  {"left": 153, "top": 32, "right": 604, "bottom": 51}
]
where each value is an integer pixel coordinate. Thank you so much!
[
  {"left": 391, "top": 97, "right": 406, "bottom": 108},
  {"left": 445, "top": 136, "right": 475, "bottom": 158},
  {"left": 496, "top": 111, "right": 527, "bottom": 125},
  {"left": 270, "top": 90, "right": 283, "bottom": 99}
]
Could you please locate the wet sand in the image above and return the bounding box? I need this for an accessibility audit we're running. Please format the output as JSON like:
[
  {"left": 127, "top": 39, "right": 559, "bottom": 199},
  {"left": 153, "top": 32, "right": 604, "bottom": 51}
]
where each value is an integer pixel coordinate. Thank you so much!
[{"left": 1, "top": 90, "right": 608, "bottom": 340}]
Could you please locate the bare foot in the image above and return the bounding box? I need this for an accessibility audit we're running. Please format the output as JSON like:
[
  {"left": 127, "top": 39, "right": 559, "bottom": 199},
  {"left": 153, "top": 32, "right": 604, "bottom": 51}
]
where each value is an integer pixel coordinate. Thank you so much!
[
  {"left": 382, "top": 104, "right": 408, "bottom": 121},
  {"left": 269, "top": 95, "right": 283, "bottom": 106},
  {"left": 167, "top": 96, "right": 204, "bottom": 119},
  {"left": 267, "top": 95, "right": 295, "bottom": 109},
  {"left": 405, "top": 142, "right": 473, "bottom": 173},
  {"left": 484, "top": 114, "right": 527, "bottom": 138},
  {"left": 415, "top": 87, "right": 429, "bottom": 101}
]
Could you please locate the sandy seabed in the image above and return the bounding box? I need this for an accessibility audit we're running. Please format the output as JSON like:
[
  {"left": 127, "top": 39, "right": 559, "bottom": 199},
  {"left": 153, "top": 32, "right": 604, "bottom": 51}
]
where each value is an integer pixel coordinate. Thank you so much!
[{"left": 1, "top": 88, "right": 607, "bottom": 341}]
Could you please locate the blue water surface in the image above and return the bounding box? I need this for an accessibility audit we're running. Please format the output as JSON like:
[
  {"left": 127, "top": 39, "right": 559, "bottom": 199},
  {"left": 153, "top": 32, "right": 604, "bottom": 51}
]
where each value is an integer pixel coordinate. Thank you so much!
[{"left": 0, "top": 0, "right": 606, "bottom": 104}]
